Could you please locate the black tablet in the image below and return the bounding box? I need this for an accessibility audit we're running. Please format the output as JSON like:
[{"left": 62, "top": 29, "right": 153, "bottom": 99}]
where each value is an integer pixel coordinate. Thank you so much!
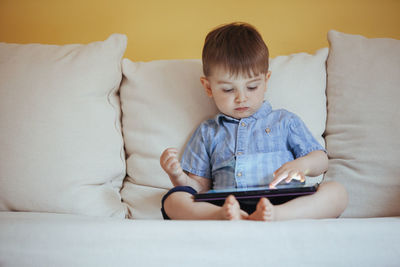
[{"left": 194, "top": 181, "right": 319, "bottom": 204}]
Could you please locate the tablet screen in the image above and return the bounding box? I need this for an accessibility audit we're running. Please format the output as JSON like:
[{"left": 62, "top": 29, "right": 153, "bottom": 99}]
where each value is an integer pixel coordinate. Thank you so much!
[
  {"left": 194, "top": 180, "right": 319, "bottom": 202},
  {"left": 206, "top": 181, "right": 308, "bottom": 194}
]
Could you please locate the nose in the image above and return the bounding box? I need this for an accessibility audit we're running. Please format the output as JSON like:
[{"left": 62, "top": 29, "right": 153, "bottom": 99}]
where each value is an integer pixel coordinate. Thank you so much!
[{"left": 235, "top": 90, "right": 247, "bottom": 103}]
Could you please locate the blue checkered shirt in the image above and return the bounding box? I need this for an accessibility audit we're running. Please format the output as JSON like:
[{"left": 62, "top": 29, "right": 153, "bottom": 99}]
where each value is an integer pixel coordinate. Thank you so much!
[{"left": 181, "top": 101, "right": 324, "bottom": 190}]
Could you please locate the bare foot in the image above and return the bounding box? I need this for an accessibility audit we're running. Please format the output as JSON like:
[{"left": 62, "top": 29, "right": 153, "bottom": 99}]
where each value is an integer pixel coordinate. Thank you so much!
[
  {"left": 248, "top": 198, "right": 275, "bottom": 221},
  {"left": 221, "top": 195, "right": 248, "bottom": 220}
]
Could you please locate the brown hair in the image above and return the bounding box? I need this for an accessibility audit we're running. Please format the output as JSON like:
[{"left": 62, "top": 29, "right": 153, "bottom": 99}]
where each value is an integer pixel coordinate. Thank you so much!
[{"left": 202, "top": 22, "right": 269, "bottom": 78}]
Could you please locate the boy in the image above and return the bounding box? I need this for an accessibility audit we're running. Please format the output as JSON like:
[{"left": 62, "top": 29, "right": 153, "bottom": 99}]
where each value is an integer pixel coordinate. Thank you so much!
[{"left": 160, "top": 22, "right": 348, "bottom": 221}]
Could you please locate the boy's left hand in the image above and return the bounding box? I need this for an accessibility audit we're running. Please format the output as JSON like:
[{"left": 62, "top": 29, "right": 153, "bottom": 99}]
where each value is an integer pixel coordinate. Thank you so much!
[{"left": 269, "top": 160, "right": 306, "bottom": 189}]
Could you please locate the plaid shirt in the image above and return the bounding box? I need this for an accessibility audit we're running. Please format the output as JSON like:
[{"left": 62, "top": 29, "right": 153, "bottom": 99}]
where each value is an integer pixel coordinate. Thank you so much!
[{"left": 181, "top": 101, "right": 324, "bottom": 190}]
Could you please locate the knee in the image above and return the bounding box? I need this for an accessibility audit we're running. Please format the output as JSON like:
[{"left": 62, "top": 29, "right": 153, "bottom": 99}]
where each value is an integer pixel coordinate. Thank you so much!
[
  {"left": 325, "top": 181, "right": 348, "bottom": 213},
  {"left": 164, "top": 191, "right": 191, "bottom": 207},
  {"left": 162, "top": 191, "right": 194, "bottom": 218}
]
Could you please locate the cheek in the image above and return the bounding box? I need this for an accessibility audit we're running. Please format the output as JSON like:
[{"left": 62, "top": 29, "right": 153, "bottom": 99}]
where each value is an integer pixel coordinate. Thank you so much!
[
  {"left": 213, "top": 94, "right": 233, "bottom": 108},
  {"left": 214, "top": 92, "right": 231, "bottom": 102},
  {"left": 255, "top": 88, "right": 267, "bottom": 100}
]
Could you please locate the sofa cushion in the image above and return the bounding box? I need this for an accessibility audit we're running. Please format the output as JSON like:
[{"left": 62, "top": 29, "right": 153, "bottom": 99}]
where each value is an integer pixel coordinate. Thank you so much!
[
  {"left": 1, "top": 212, "right": 399, "bottom": 267},
  {"left": 0, "top": 34, "right": 128, "bottom": 217},
  {"left": 120, "top": 48, "right": 329, "bottom": 219},
  {"left": 324, "top": 30, "right": 400, "bottom": 217}
]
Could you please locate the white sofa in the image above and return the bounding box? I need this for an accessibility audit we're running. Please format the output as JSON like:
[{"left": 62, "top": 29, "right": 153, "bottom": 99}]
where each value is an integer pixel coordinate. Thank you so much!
[{"left": 1, "top": 30, "right": 399, "bottom": 266}]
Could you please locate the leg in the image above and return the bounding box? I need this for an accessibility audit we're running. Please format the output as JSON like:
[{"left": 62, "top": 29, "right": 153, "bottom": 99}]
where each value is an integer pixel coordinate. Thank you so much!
[
  {"left": 266, "top": 181, "right": 348, "bottom": 221},
  {"left": 163, "top": 190, "right": 248, "bottom": 220},
  {"left": 245, "top": 181, "right": 347, "bottom": 221}
]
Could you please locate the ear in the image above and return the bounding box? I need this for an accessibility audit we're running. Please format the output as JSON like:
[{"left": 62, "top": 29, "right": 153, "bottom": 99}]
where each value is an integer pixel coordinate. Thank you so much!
[
  {"left": 200, "top": 77, "right": 213, "bottom": 98},
  {"left": 263, "top": 71, "right": 272, "bottom": 93},
  {"left": 266, "top": 71, "right": 271, "bottom": 81}
]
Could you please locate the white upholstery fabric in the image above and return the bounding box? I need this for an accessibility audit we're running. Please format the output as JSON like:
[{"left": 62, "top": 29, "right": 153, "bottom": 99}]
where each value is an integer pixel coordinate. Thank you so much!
[
  {"left": 324, "top": 30, "right": 400, "bottom": 217},
  {"left": 120, "top": 49, "right": 329, "bottom": 219},
  {"left": 267, "top": 48, "right": 328, "bottom": 148},
  {"left": 0, "top": 212, "right": 399, "bottom": 266},
  {"left": 0, "top": 34, "right": 128, "bottom": 217}
]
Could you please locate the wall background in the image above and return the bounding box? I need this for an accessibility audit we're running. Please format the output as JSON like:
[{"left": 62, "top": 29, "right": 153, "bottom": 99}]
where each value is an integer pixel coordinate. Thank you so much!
[{"left": 0, "top": 0, "right": 399, "bottom": 61}]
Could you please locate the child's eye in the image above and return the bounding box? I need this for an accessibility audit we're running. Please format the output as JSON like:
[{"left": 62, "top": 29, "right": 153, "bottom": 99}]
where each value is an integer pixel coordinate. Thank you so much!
[
  {"left": 247, "top": 86, "right": 258, "bottom": 90},
  {"left": 223, "top": 88, "right": 234, "bottom": 93}
]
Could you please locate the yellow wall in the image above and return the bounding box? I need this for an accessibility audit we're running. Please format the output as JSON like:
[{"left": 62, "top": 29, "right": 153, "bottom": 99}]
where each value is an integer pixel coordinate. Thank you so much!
[{"left": 0, "top": 0, "right": 399, "bottom": 61}]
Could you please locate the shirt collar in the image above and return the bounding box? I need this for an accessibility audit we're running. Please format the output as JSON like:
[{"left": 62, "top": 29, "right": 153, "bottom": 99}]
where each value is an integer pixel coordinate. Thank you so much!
[{"left": 214, "top": 101, "right": 273, "bottom": 125}]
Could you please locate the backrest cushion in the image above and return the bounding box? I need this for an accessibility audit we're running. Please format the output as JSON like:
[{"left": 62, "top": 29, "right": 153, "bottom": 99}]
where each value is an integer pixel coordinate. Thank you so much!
[
  {"left": 324, "top": 30, "right": 400, "bottom": 217},
  {"left": 120, "top": 48, "right": 328, "bottom": 219},
  {"left": 0, "top": 34, "right": 128, "bottom": 217}
]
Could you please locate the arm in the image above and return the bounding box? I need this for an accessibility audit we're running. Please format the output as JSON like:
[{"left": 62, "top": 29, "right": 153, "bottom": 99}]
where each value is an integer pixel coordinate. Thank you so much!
[
  {"left": 160, "top": 147, "right": 212, "bottom": 193},
  {"left": 269, "top": 150, "right": 328, "bottom": 188}
]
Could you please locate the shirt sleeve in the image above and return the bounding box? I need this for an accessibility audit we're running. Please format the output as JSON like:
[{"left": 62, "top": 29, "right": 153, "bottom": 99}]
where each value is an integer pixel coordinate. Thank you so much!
[
  {"left": 180, "top": 123, "right": 212, "bottom": 179},
  {"left": 287, "top": 113, "right": 326, "bottom": 159}
]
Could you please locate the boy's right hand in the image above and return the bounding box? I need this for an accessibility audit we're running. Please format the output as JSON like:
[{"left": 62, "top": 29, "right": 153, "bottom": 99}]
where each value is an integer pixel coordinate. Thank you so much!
[{"left": 160, "top": 148, "right": 185, "bottom": 184}]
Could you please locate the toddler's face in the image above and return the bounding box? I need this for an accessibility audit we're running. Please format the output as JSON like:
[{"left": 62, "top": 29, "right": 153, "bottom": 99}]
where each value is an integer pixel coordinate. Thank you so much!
[{"left": 201, "top": 67, "right": 270, "bottom": 119}]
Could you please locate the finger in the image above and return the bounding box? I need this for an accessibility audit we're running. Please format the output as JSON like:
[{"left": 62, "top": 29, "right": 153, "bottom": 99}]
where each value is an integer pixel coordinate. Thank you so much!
[
  {"left": 165, "top": 157, "right": 179, "bottom": 170},
  {"left": 166, "top": 148, "right": 178, "bottom": 155},
  {"left": 269, "top": 173, "right": 287, "bottom": 188},
  {"left": 272, "top": 167, "right": 283, "bottom": 179},
  {"left": 272, "top": 167, "right": 286, "bottom": 180},
  {"left": 161, "top": 148, "right": 178, "bottom": 158},
  {"left": 161, "top": 156, "right": 177, "bottom": 172},
  {"left": 285, "top": 176, "right": 293, "bottom": 183},
  {"left": 160, "top": 153, "right": 171, "bottom": 166},
  {"left": 161, "top": 150, "right": 179, "bottom": 165},
  {"left": 299, "top": 172, "right": 306, "bottom": 183},
  {"left": 160, "top": 149, "right": 171, "bottom": 163},
  {"left": 285, "top": 171, "right": 299, "bottom": 183}
]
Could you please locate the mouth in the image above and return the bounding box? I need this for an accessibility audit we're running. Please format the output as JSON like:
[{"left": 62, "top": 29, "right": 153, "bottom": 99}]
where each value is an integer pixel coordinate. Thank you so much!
[{"left": 234, "top": 107, "right": 249, "bottom": 112}]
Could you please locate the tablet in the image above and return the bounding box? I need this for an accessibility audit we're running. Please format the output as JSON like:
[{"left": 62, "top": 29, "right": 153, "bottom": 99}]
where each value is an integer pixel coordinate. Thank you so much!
[{"left": 194, "top": 181, "right": 319, "bottom": 204}]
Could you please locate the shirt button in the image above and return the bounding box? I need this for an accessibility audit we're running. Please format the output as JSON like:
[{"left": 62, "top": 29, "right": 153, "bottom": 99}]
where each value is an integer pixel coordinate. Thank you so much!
[
  {"left": 241, "top": 122, "right": 246, "bottom": 127},
  {"left": 265, "top": 128, "right": 271, "bottom": 134},
  {"left": 237, "top": 172, "right": 242, "bottom": 177}
]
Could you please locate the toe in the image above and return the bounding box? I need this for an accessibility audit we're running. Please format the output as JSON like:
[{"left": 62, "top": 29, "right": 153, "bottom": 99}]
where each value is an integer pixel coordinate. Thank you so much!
[
  {"left": 226, "top": 195, "right": 237, "bottom": 205},
  {"left": 258, "top": 198, "right": 269, "bottom": 210}
]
